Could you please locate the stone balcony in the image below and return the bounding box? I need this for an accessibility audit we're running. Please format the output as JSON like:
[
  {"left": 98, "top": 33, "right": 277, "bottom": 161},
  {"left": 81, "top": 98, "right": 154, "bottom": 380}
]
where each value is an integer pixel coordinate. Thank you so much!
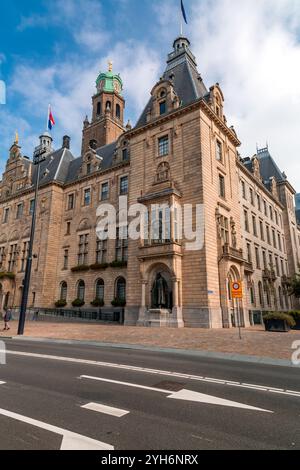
[{"left": 138, "top": 241, "right": 182, "bottom": 261}]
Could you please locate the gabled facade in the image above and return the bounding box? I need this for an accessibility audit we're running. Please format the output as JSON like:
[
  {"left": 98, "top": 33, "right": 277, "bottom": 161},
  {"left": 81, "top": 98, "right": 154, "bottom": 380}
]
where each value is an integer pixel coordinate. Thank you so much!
[{"left": 0, "top": 37, "right": 299, "bottom": 327}]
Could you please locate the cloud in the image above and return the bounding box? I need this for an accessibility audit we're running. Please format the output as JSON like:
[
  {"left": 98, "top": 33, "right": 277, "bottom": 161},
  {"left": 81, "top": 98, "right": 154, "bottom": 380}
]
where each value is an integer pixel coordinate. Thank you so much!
[
  {"left": 154, "top": 0, "right": 300, "bottom": 190},
  {"left": 17, "top": 0, "right": 109, "bottom": 51},
  {"left": 9, "top": 40, "right": 160, "bottom": 157}
]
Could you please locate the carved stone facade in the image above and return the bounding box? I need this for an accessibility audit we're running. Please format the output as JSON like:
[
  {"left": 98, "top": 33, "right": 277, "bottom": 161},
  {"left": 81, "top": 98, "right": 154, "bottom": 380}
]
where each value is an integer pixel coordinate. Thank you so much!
[{"left": 0, "top": 37, "right": 299, "bottom": 328}]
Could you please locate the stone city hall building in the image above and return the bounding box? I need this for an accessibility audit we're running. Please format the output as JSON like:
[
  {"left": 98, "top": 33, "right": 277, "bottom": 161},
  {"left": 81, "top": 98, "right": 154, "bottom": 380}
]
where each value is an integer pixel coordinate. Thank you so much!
[{"left": 0, "top": 36, "right": 299, "bottom": 328}]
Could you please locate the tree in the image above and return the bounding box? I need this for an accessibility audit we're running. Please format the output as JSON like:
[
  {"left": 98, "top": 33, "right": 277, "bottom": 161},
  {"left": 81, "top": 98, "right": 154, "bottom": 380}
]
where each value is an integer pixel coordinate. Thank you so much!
[{"left": 289, "top": 275, "right": 300, "bottom": 298}]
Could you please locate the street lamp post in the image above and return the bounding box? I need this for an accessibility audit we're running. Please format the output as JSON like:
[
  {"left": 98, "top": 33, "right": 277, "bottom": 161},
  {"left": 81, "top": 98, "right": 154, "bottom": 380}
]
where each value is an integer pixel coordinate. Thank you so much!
[{"left": 17, "top": 147, "right": 47, "bottom": 336}]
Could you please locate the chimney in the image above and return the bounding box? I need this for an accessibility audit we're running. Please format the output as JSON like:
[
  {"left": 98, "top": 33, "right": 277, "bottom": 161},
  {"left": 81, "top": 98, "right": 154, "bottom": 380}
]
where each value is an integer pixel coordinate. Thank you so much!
[{"left": 62, "top": 135, "right": 70, "bottom": 149}]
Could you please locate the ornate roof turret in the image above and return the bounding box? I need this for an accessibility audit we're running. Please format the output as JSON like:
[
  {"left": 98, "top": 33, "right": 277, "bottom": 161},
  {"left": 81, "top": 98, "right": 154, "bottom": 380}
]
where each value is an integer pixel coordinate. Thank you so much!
[{"left": 96, "top": 61, "right": 123, "bottom": 95}]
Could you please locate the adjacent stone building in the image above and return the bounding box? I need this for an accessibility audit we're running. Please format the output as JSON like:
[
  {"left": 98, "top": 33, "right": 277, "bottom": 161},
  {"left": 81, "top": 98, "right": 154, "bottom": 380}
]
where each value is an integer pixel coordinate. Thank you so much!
[{"left": 0, "top": 36, "right": 299, "bottom": 328}]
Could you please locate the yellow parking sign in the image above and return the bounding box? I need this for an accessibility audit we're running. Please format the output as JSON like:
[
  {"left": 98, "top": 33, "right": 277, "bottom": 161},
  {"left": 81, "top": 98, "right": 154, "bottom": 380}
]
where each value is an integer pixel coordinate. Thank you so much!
[{"left": 231, "top": 281, "right": 243, "bottom": 299}]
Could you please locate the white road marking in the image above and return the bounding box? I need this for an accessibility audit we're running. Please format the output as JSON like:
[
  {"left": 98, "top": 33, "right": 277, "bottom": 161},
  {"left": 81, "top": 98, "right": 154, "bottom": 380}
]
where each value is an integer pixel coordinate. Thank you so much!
[
  {"left": 0, "top": 407, "right": 113, "bottom": 450},
  {"left": 0, "top": 381, "right": 6, "bottom": 385},
  {"left": 80, "top": 375, "right": 272, "bottom": 413},
  {"left": 168, "top": 389, "right": 273, "bottom": 413},
  {"left": 80, "top": 375, "right": 170, "bottom": 394},
  {"left": 81, "top": 402, "right": 129, "bottom": 418},
  {"left": 2, "top": 349, "right": 299, "bottom": 398}
]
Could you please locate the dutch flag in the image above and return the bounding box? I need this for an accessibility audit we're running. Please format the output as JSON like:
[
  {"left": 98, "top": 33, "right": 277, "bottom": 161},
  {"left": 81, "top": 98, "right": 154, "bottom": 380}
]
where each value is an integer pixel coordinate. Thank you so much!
[{"left": 48, "top": 105, "right": 55, "bottom": 131}]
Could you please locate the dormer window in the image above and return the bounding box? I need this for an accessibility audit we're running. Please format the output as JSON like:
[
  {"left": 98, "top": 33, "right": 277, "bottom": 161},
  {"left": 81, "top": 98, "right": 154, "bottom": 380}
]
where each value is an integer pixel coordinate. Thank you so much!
[
  {"left": 86, "top": 163, "right": 91, "bottom": 175},
  {"left": 122, "top": 148, "right": 129, "bottom": 161},
  {"left": 159, "top": 101, "right": 166, "bottom": 115}
]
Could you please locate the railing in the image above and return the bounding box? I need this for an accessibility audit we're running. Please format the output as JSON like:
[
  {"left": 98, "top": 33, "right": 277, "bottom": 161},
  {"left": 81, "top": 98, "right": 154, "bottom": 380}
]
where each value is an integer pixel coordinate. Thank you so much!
[{"left": 10, "top": 307, "right": 124, "bottom": 324}]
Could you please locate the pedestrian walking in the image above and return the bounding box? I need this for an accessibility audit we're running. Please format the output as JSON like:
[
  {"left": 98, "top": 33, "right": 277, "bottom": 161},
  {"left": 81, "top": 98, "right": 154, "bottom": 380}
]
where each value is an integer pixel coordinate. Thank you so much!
[{"left": 3, "top": 307, "right": 12, "bottom": 331}]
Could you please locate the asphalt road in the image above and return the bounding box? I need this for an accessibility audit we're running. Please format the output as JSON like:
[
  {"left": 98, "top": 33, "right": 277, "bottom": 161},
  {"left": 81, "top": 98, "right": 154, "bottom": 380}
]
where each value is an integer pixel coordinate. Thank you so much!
[{"left": 0, "top": 338, "right": 299, "bottom": 450}]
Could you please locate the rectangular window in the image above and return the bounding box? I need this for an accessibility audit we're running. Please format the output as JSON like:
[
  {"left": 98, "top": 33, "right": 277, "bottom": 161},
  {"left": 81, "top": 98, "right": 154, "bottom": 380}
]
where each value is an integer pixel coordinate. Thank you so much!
[
  {"left": 122, "top": 148, "right": 129, "bottom": 161},
  {"left": 216, "top": 140, "right": 223, "bottom": 161},
  {"left": 68, "top": 194, "right": 74, "bottom": 210},
  {"left": 8, "top": 244, "right": 18, "bottom": 272},
  {"left": 0, "top": 246, "right": 5, "bottom": 270},
  {"left": 269, "top": 206, "right": 273, "bottom": 221},
  {"left": 260, "top": 221, "right": 264, "bottom": 241},
  {"left": 219, "top": 175, "right": 225, "bottom": 198},
  {"left": 220, "top": 216, "right": 229, "bottom": 245},
  {"left": 86, "top": 163, "right": 91, "bottom": 175},
  {"left": 150, "top": 206, "right": 171, "bottom": 244},
  {"left": 244, "top": 210, "right": 249, "bottom": 232},
  {"left": 255, "top": 246, "right": 260, "bottom": 269},
  {"left": 241, "top": 181, "right": 246, "bottom": 199},
  {"left": 21, "top": 242, "right": 29, "bottom": 272},
  {"left": 29, "top": 199, "right": 35, "bottom": 215},
  {"left": 116, "top": 226, "right": 128, "bottom": 262},
  {"left": 257, "top": 195, "right": 261, "bottom": 212},
  {"left": 278, "top": 233, "right": 282, "bottom": 251},
  {"left": 272, "top": 229, "right": 277, "bottom": 248},
  {"left": 96, "top": 237, "right": 107, "bottom": 264},
  {"left": 120, "top": 176, "right": 128, "bottom": 195},
  {"left": 158, "top": 136, "right": 169, "bottom": 157},
  {"left": 84, "top": 188, "right": 91, "bottom": 206},
  {"left": 66, "top": 222, "right": 71, "bottom": 236},
  {"left": 266, "top": 225, "right": 271, "bottom": 245},
  {"left": 3, "top": 208, "right": 9, "bottom": 223},
  {"left": 264, "top": 200, "right": 267, "bottom": 216},
  {"left": 262, "top": 250, "right": 267, "bottom": 269},
  {"left": 159, "top": 101, "right": 166, "bottom": 115},
  {"left": 101, "top": 182, "right": 109, "bottom": 201},
  {"left": 252, "top": 215, "right": 257, "bottom": 237},
  {"left": 247, "top": 243, "right": 252, "bottom": 263},
  {"left": 250, "top": 189, "right": 254, "bottom": 206},
  {"left": 78, "top": 234, "right": 89, "bottom": 265},
  {"left": 63, "top": 249, "right": 69, "bottom": 270},
  {"left": 16, "top": 203, "right": 23, "bottom": 219}
]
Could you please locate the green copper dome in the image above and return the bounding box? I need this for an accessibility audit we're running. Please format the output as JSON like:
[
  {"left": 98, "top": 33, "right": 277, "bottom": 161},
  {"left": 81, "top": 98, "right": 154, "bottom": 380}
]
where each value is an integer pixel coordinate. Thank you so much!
[{"left": 96, "top": 62, "right": 123, "bottom": 95}]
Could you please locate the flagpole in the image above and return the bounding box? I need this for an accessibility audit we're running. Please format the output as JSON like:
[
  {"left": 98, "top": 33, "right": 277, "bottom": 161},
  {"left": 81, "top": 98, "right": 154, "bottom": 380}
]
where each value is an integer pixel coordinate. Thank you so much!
[{"left": 46, "top": 104, "right": 50, "bottom": 132}]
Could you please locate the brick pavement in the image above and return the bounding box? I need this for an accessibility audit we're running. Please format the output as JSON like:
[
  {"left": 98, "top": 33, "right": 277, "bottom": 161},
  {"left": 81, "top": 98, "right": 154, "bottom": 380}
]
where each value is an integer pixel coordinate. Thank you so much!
[{"left": 0, "top": 321, "right": 300, "bottom": 360}]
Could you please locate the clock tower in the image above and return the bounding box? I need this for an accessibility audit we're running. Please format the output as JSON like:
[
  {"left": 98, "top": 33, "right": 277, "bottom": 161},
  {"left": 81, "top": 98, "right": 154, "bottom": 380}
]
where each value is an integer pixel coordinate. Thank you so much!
[{"left": 82, "top": 62, "right": 125, "bottom": 154}]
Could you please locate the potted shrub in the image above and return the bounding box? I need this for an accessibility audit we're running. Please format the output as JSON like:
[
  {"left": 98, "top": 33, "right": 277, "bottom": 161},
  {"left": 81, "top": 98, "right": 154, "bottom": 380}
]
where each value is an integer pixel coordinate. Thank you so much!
[
  {"left": 263, "top": 312, "right": 295, "bottom": 332},
  {"left": 110, "top": 260, "right": 128, "bottom": 268},
  {"left": 72, "top": 299, "right": 85, "bottom": 307},
  {"left": 55, "top": 300, "right": 67, "bottom": 308},
  {"left": 71, "top": 265, "right": 90, "bottom": 273},
  {"left": 90, "top": 263, "right": 109, "bottom": 271},
  {"left": 91, "top": 298, "right": 104, "bottom": 307},
  {"left": 111, "top": 298, "right": 126, "bottom": 307},
  {"left": 289, "top": 311, "right": 300, "bottom": 330}
]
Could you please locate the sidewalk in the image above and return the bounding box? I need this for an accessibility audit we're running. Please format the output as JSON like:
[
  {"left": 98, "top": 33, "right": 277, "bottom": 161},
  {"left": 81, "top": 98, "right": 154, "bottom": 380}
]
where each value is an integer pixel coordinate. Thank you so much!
[{"left": 1, "top": 321, "right": 300, "bottom": 361}]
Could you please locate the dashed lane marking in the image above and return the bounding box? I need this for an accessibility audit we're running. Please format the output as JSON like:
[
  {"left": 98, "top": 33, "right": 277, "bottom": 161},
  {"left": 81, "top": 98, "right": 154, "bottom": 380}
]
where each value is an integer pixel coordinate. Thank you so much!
[
  {"left": 2, "top": 349, "right": 300, "bottom": 398},
  {"left": 81, "top": 402, "right": 129, "bottom": 418}
]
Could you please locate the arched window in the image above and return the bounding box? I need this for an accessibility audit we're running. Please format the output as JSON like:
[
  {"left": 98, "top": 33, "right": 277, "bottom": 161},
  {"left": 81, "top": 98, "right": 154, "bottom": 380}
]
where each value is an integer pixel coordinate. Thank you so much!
[
  {"left": 77, "top": 280, "right": 85, "bottom": 301},
  {"left": 97, "top": 102, "right": 101, "bottom": 116},
  {"left": 106, "top": 101, "right": 111, "bottom": 111},
  {"left": 116, "top": 103, "right": 121, "bottom": 119},
  {"left": 116, "top": 277, "right": 126, "bottom": 301},
  {"left": 60, "top": 282, "right": 67, "bottom": 301},
  {"left": 96, "top": 279, "right": 104, "bottom": 301}
]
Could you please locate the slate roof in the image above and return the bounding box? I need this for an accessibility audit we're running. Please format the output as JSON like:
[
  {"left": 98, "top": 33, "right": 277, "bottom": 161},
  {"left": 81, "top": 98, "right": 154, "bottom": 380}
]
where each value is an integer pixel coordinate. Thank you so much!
[
  {"left": 135, "top": 36, "right": 208, "bottom": 129},
  {"left": 32, "top": 148, "right": 75, "bottom": 186},
  {"left": 256, "top": 148, "right": 286, "bottom": 184}
]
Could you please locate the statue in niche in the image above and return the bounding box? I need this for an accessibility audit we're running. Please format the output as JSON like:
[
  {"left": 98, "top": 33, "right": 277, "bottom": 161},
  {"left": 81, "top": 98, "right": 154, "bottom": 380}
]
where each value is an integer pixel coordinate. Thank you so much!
[
  {"left": 230, "top": 217, "right": 237, "bottom": 248},
  {"left": 151, "top": 273, "right": 170, "bottom": 309}
]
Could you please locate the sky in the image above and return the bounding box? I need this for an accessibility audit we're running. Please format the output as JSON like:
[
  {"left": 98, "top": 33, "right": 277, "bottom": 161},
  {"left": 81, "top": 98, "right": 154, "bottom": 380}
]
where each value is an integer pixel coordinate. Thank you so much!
[{"left": 0, "top": 0, "right": 300, "bottom": 191}]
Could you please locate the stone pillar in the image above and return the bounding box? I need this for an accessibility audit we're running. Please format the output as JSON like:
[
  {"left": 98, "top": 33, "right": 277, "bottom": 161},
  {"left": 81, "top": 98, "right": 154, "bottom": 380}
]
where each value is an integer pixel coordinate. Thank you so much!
[
  {"left": 137, "top": 280, "right": 148, "bottom": 326},
  {"left": 171, "top": 278, "right": 184, "bottom": 328}
]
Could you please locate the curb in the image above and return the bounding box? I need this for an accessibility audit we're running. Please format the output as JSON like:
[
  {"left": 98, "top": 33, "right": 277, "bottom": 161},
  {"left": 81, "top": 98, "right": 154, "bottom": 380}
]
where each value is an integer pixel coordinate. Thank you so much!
[{"left": 6, "top": 335, "right": 297, "bottom": 369}]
